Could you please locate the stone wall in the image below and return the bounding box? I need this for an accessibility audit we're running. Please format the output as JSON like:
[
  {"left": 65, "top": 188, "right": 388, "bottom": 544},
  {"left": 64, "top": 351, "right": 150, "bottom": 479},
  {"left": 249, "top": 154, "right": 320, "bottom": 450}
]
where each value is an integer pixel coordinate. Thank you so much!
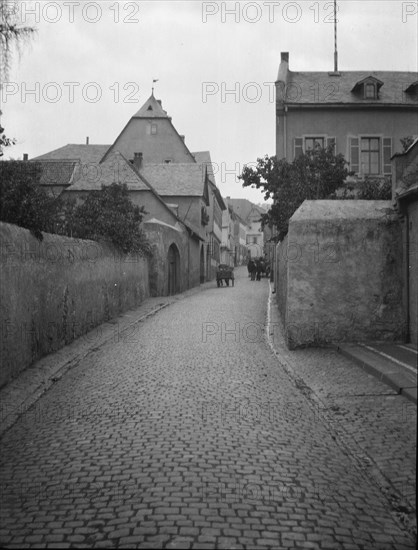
[
  {"left": 275, "top": 235, "right": 288, "bottom": 325},
  {"left": 277, "top": 200, "right": 404, "bottom": 349},
  {"left": 0, "top": 222, "right": 149, "bottom": 387}
]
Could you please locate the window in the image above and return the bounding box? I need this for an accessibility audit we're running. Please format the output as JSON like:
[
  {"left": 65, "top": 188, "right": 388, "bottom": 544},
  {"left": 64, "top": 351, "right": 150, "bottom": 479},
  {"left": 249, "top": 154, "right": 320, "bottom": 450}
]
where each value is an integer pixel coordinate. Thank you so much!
[
  {"left": 360, "top": 138, "right": 380, "bottom": 175},
  {"left": 349, "top": 136, "right": 392, "bottom": 176},
  {"left": 294, "top": 136, "right": 336, "bottom": 159},
  {"left": 151, "top": 123, "right": 157, "bottom": 135},
  {"left": 364, "top": 83, "right": 376, "bottom": 99},
  {"left": 305, "top": 137, "right": 325, "bottom": 151}
]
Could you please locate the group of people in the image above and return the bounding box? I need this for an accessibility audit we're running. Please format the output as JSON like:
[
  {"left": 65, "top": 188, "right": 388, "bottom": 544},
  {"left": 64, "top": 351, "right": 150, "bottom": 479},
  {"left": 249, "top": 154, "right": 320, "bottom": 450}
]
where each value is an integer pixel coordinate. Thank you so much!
[{"left": 247, "top": 257, "right": 270, "bottom": 281}]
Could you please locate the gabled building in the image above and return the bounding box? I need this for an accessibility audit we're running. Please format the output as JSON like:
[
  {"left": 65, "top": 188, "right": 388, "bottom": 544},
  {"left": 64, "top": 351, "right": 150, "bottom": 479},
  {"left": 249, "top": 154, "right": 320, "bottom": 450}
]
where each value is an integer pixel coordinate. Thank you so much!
[
  {"left": 31, "top": 93, "right": 225, "bottom": 292},
  {"left": 275, "top": 52, "right": 418, "bottom": 181},
  {"left": 32, "top": 146, "right": 204, "bottom": 296},
  {"left": 228, "top": 198, "right": 266, "bottom": 259},
  {"left": 103, "top": 94, "right": 195, "bottom": 164}
]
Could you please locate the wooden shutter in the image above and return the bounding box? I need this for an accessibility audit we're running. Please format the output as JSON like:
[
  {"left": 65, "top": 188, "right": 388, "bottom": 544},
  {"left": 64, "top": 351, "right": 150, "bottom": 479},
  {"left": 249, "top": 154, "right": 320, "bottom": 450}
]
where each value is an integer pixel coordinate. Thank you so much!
[
  {"left": 294, "top": 138, "right": 303, "bottom": 159},
  {"left": 326, "top": 137, "right": 336, "bottom": 153},
  {"left": 349, "top": 137, "right": 359, "bottom": 174},
  {"left": 383, "top": 137, "right": 392, "bottom": 175}
]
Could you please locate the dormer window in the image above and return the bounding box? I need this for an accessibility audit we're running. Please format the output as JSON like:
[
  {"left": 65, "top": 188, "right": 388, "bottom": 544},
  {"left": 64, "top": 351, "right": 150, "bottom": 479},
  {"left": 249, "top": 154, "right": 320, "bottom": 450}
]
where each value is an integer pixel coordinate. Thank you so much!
[
  {"left": 405, "top": 81, "right": 418, "bottom": 95},
  {"left": 364, "top": 83, "right": 376, "bottom": 99},
  {"left": 351, "top": 76, "right": 383, "bottom": 100}
]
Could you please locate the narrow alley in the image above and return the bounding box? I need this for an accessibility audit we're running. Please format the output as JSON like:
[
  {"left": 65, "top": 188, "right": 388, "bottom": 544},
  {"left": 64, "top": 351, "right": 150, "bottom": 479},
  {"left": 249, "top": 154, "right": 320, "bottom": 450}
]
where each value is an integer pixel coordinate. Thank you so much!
[{"left": 0, "top": 268, "right": 416, "bottom": 549}]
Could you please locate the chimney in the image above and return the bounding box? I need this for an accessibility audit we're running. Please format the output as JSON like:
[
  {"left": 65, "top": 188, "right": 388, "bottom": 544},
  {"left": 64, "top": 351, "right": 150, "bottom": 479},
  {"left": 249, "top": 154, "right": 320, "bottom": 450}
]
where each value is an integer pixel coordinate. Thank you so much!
[
  {"left": 281, "top": 52, "right": 289, "bottom": 64},
  {"left": 157, "top": 99, "right": 162, "bottom": 107},
  {"left": 180, "top": 135, "right": 185, "bottom": 142},
  {"left": 23, "top": 153, "right": 28, "bottom": 161},
  {"left": 86, "top": 136, "right": 89, "bottom": 145},
  {"left": 133, "top": 152, "right": 143, "bottom": 170}
]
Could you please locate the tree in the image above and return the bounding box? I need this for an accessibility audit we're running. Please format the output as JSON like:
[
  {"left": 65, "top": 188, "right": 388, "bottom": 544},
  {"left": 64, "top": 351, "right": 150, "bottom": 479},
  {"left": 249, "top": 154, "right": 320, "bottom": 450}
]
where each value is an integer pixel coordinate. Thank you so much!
[
  {"left": 0, "top": 0, "right": 36, "bottom": 82},
  {"left": 0, "top": 160, "right": 63, "bottom": 239},
  {"left": 239, "top": 145, "right": 349, "bottom": 239},
  {"left": 401, "top": 136, "right": 415, "bottom": 152},
  {"left": 0, "top": 0, "right": 37, "bottom": 156},
  {"left": 0, "top": 162, "right": 151, "bottom": 255},
  {"left": 70, "top": 183, "right": 151, "bottom": 256}
]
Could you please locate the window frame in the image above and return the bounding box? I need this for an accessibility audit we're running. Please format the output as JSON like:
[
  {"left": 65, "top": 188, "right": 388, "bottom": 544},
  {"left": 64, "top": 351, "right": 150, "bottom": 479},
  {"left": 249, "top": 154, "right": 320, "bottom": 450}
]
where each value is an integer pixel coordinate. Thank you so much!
[
  {"left": 294, "top": 135, "right": 336, "bottom": 159},
  {"left": 364, "top": 82, "right": 376, "bottom": 99},
  {"left": 348, "top": 134, "right": 393, "bottom": 176}
]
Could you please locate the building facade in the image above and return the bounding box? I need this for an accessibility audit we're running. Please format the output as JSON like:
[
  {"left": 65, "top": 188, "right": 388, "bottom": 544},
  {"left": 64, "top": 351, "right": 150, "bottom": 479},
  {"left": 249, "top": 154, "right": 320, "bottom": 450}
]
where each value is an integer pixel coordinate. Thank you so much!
[{"left": 275, "top": 52, "right": 418, "bottom": 183}]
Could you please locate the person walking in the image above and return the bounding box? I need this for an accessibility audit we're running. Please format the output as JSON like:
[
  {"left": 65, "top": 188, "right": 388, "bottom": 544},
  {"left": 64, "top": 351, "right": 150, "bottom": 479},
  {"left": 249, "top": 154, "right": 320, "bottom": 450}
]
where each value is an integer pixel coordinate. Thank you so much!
[
  {"left": 248, "top": 259, "right": 256, "bottom": 281},
  {"left": 256, "top": 258, "right": 262, "bottom": 281}
]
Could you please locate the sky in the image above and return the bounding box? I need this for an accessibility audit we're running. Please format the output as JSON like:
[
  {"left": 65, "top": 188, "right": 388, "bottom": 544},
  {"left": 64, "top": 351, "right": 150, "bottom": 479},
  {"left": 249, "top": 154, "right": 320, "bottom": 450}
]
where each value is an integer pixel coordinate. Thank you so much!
[{"left": 1, "top": 0, "right": 417, "bottom": 204}]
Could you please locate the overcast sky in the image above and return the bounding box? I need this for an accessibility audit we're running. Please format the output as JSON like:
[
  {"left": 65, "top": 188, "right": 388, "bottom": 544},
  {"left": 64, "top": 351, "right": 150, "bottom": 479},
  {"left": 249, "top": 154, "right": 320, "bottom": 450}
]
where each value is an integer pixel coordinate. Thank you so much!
[{"left": 1, "top": 0, "right": 417, "bottom": 203}]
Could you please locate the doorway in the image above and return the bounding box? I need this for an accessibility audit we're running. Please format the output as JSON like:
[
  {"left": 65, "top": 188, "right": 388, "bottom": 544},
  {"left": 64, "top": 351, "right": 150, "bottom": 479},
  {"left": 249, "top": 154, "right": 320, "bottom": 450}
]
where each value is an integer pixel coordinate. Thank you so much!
[{"left": 168, "top": 243, "right": 180, "bottom": 295}]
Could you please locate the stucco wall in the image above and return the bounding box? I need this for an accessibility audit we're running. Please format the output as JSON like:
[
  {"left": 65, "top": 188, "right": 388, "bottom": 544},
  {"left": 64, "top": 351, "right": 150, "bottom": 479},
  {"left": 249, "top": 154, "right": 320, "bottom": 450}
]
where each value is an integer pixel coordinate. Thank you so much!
[
  {"left": 143, "top": 221, "right": 201, "bottom": 296},
  {"left": 160, "top": 195, "right": 207, "bottom": 239},
  {"left": 277, "top": 108, "right": 417, "bottom": 161},
  {"left": 279, "top": 201, "right": 404, "bottom": 348},
  {"left": 0, "top": 222, "right": 149, "bottom": 388},
  {"left": 275, "top": 235, "right": 288, "bottom": 325},
  {"left": 111, "top": 118, "right": 195, "bottom": 164}
]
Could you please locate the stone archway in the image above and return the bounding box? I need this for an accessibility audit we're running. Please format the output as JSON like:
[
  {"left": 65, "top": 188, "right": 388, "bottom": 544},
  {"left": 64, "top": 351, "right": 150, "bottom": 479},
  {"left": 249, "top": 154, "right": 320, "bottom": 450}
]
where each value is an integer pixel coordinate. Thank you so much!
[{"left": 167, "top": 243, "right": 180, "bottom": 295}]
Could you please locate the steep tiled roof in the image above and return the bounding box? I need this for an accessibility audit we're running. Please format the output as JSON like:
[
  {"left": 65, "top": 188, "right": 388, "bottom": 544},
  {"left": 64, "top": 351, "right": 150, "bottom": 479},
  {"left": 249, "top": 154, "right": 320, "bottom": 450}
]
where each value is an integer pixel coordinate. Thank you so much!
[
  {"left": 133, "top": 94, "right": 169, "bottom": 118},
  {"left": 193, "top": 151, "right": 226, "bottom": 210},
  {"left": 228, "top": 198, "right": 265, "bottom": 223},
  {"left": 193, "top": 151, "right": 216, "bottom": 183},
  {"left": 67, "top": 151, "right": 149, "bottom": 191},
  {"left": 277, "top": 70, "right": 418, "bottom": 105},
  {"left": 33, "top": 144, "right": 110, "bottom": 164},
  {"left": 141, "top": 163, "right": 207, "bottom": 196}
]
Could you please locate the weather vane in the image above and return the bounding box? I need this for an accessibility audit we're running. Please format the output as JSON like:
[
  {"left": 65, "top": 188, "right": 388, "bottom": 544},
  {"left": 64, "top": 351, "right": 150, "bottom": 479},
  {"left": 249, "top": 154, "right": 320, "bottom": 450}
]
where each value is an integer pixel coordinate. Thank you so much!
[{"left": 152, "top": 79, "right": 159, "bottom": 95}]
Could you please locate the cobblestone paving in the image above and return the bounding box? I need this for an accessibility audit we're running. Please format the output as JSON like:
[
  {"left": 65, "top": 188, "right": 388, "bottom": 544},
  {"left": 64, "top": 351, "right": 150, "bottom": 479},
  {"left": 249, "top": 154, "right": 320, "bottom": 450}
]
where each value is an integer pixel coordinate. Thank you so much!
[{"left": 0, "top": 268, "right": 416, "bottom": 549}]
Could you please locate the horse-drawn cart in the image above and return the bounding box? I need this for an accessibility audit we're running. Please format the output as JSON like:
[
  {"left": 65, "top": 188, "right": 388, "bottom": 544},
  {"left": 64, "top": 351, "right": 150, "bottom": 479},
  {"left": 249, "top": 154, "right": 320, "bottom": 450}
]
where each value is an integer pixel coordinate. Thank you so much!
[{"left": 216, "top": 264, "right": 234, "bottom": 287}]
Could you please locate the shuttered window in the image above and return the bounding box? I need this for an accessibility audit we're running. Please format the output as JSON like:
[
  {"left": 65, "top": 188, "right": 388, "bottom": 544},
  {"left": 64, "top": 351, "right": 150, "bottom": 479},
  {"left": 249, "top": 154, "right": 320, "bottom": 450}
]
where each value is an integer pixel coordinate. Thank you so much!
[
  {"left": 349, "top": 136, "right": 393, "bottom": 175},
  {"left": 349, "top": 137, "right": 360, "bottom": 173},
  {"left": 294, "top": 138, "right": 303, "bottom": 159},
  {"left": 294, "top": 136, "right": 336, "bottom": 159},
  {"left": 383, "top": 138, "right": 392, "bottom": 175}
]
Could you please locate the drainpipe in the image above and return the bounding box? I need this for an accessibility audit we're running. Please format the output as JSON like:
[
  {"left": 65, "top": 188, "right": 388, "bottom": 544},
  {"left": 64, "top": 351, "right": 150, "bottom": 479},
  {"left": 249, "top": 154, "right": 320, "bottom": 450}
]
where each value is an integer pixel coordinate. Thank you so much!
[
  {"left": 283, "top": 106, "right": 288, "bottom": 159},
  {"left": 405, "top": 210, "right": 410, "bottom": 342},
  {"left": 188, "top": 233, "right": 190, "bottom": 289}
]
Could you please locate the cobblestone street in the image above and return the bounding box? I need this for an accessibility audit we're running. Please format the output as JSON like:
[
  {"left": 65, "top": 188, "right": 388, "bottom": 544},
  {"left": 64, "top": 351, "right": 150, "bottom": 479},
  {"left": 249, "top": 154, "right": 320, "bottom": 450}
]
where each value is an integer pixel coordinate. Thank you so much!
[{"left": 0, "top": 268, "right": 416, "bottom": 549}]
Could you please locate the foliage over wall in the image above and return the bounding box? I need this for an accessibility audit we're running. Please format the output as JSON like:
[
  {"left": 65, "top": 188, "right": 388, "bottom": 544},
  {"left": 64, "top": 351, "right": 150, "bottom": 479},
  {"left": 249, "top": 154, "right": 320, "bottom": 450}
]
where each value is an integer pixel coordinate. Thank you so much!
[{"left": 0, "top": 161, "right": 151, "bottom": 255}]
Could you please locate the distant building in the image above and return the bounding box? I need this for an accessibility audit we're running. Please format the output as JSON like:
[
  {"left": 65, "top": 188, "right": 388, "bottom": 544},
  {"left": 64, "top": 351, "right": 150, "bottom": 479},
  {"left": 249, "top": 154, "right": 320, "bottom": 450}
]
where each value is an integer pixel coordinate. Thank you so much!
[
  {"left": 227, "top": 198, "right": 266, "bottom": 259},
  {"left": 31, "top": 93, "right": 227, "bottom": 294}
]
